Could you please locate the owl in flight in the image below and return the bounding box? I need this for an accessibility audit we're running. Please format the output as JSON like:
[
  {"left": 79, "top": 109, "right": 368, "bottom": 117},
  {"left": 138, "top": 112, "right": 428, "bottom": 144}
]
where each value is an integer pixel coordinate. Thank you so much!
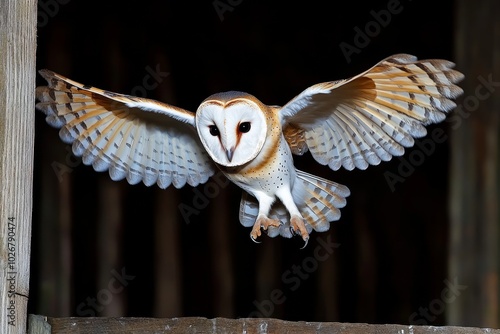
[{"left": 36, "top": 54, "right": 464, "bottom": 246}]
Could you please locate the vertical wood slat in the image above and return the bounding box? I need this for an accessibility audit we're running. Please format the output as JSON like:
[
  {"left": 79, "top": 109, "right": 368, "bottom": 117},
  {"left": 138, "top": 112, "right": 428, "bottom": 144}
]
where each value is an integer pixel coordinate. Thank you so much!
[
  {"left": 208, "top": 183, "right": 235, "bottom": 317},
  {"left": 37, "top": 136, "right": 59, "bottom": 315},
  {"left": 57, "top": 173, "right": 73, "bottom": 315},
  {"left": 0, "top": 0, "right": 37, "bottom": 333},
  {"left": 154, "top": 188, "right": 182, "bottom": 317},
  {"left": 96, "top": 35, "right": 128, "bottom": 317},
  {"left": 37, "top": 22, "right": 74, "bottom": 317},
  {"left": 450, "top": 0, "right": 500, "bottom": 326},
  {"left": 317, "top": 243, "right": 340, "bottom": 321},
  {"left": 354, "top": 192, "right": 376, "bottom": 322},
  {"left": 255, "top": 238, "right": 282, "bottom": 318},
  {"left": 151, "top": 53, "right": 183, "bottom": 317},
  {"left": 97, "top": 179, "right": 124, "bottom": 316}
]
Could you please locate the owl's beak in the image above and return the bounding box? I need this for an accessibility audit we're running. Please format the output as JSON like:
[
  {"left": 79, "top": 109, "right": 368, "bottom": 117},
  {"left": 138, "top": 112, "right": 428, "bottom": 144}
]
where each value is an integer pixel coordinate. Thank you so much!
[{"left": 226, "top": 147, "right": 235, "bottom": 162}]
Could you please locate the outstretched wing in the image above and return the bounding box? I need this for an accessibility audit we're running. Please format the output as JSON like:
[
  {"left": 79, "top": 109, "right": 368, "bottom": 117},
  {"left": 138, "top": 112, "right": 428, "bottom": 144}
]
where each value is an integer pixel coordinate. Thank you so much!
[
  {"left": 36, "top": 69, "right": 216, "bottom": 188},
  {"left": 280, "top": 54, "right": 464, "bottom": 171}
]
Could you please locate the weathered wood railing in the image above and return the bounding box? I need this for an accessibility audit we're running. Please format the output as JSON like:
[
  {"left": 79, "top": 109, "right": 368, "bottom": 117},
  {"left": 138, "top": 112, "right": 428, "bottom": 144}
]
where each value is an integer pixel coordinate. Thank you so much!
[{"left": 26, "top": 315, "right": 500, "bottom": 334}]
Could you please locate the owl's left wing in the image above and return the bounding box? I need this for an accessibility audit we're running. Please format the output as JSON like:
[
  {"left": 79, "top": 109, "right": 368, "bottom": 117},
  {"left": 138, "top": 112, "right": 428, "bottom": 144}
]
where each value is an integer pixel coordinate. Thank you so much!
[
  {"left": 279, "top": 54, "right": 464, "bottom": 171},
  {"left": 36, "top": 69, "right": 216, "bottom": 188}
]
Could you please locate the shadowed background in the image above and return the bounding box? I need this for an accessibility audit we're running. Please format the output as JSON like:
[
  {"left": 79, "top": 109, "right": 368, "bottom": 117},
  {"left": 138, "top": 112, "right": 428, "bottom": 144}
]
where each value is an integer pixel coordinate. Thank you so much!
[{"left": 31, "top": 0, "right": 499, "bottom": 327}]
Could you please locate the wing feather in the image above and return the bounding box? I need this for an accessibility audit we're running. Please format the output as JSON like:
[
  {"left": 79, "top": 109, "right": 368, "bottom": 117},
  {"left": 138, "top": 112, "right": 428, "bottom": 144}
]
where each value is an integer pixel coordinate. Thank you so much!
[
  {"left": 36, "top": 69, "right": 215, "bottom": 188},
  {"left": 280, "top": 54, "right": 464, "bottom": 171}
]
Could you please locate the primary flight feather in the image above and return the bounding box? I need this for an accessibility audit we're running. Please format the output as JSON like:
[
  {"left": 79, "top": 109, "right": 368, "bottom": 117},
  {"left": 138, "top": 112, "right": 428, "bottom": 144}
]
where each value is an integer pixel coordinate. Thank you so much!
[{"left": 36, "top": 54, "right": 464, "bottom": 244}]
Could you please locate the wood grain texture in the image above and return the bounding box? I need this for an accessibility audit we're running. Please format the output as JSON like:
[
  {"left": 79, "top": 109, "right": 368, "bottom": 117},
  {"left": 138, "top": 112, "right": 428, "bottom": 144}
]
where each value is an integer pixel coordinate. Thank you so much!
[
  {"left": 0, "top": 1, "right": 37, "bottom": 333},
  {"left": 27, "top": 315, "right": 51, "bottom": 334},
  {"left": 44, "top": 317, "right": 500, "bottom": 334},
  {"left": 450, "top": 0, "right": 500, "bottom": 327}
]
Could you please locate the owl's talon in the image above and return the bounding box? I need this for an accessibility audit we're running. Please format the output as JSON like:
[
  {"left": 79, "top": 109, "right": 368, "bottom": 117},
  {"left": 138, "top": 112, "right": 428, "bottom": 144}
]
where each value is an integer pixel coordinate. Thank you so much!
[
  {"left": 300, "top": 237, "right": 309, "bottom": 249},
  {"left": 250, "top": 234, "right": 262, "bottom": 244},
  {"left": 250, "top": 215, "right": 280, "bottom": 243},
  {"left": 290, "top": 215, "right": 309, "bottom": 244},
  {"left": 289, "top": 226, "right": 309, "bottom": 248}
]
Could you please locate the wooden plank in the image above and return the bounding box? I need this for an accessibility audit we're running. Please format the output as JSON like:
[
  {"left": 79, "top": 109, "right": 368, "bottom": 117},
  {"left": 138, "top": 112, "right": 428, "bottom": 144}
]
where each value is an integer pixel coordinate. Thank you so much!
[
  {"left": 450, "top": 0, "right": 500, "bottom": 327},
  {"left": 27, "top": 315, "right": 51, "bottom": 334},
  {"left": 151, "top": 54, "right": 183, "bottom": 317},
  {"left": 208, "top": 180, "right": 235, "bottom": 317},
  {"left": 154, "top": 188, "right": 182, "bottom": 317},
  {"left": 97, "top": 178, "right": 125, "bottom": 316},
  {"left": 0, "top": 1, "right": 37, "bottom": 333},
  {"left": 35, "top": 24, "right": 74, "bottom": 316},
  {"left": 45, "top": 317, "right": 500, "bottom": 334}
]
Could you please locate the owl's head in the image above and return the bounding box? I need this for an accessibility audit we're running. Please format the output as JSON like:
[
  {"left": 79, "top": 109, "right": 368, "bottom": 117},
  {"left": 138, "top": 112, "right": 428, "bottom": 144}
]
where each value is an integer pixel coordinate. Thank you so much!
[{"left": 195, "top": 91, "right": 268, "bottom": 167}]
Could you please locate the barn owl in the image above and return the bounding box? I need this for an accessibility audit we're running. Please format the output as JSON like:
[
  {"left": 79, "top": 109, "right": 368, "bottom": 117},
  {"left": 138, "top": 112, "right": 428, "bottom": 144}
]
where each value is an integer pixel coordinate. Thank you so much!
[{"left": 36, "top": 54, "right": 464, "bottom": 246}]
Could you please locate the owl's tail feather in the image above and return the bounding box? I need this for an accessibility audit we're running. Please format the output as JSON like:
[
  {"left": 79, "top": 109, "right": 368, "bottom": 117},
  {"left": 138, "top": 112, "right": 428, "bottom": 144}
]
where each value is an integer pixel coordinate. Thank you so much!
[
  {"left": 239, "top": 169, "right": 350, "bottom": 238},
  {"left": 291, "top": 170, "right": 350, "bottom": 234}
]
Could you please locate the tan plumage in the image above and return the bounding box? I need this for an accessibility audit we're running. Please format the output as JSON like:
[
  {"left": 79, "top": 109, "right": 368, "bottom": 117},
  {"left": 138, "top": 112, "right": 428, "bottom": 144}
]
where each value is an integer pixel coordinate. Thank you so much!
[
  {"left": 240, "top": 170, "right": 350, "bottom": 238},
  {"left": 36, "top": 70, "right": 215, "bottom": 189},
  {"left": 36, "top": 54, "right": 464, "bottom": 244},
  {"left": 281, "top": 54, "right": 464, "bottom": 171}
]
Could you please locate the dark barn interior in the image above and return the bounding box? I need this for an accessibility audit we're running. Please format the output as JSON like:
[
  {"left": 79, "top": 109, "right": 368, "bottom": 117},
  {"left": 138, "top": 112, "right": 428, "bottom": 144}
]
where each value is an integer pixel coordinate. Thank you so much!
[{"left": 31, "top": 0, "right": 499, "bottom": 327}]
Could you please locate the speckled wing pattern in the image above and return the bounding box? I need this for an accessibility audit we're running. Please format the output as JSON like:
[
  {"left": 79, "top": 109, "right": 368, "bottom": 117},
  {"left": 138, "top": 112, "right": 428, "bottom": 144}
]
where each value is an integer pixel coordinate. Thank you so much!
[
  {"left": 240, "top": 170, "right": 350, "bottom": 238},
  {"left": 280, "top": 54, "right": 464, "bottom": 171},
  {"left": 36, "top": 70, "right": 215, "bottom": 189}
]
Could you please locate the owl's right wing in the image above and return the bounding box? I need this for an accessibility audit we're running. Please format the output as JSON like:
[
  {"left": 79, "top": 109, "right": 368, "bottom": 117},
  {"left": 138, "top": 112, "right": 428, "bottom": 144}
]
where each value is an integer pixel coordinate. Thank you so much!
[
  {"left": 279, "top": 54, "right": 464, "bottom": 171},
  {"left": 36, "top": 69, "right": 216, "bottom": 189}
]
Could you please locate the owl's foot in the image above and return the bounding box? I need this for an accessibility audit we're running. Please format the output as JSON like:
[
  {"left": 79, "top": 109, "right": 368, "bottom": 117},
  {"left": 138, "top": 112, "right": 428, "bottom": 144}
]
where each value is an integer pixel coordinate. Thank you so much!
[
  {"left": 250, "top": 215, "right": 281, "bottom": 242},
  {"left": 290, "top": 215, "right": 309, "bottom": 248}
]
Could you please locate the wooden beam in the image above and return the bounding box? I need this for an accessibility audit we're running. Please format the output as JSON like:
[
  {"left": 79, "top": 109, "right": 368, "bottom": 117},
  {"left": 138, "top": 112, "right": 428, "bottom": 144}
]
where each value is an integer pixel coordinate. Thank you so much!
[
  {"left": 27, "top": 315, "right": 51, "bottom": 334},
  {"left": 450, "top": 0, "right": 500, "bottom": 327},
  {"left": 27, "top": 316, "right": 500, "bottom": 334},
  {"left": 0, "top": 1, "right": 37, "bottom": 333}
]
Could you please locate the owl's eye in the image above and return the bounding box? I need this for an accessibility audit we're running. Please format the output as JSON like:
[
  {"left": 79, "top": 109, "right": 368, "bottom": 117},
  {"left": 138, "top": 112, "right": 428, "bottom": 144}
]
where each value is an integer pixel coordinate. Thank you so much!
[
  {"left": 238, "top": 122, "right": 251, "bottom": 133},
  {"left": 209, "top": 125, "right": 220, "bottom": 136}
]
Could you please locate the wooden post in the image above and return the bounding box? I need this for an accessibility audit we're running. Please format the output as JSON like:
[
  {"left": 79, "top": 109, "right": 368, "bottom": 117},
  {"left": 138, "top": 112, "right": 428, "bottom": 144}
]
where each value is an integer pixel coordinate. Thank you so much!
[
  {"left": 0, "top": 0, "right": 37, "bottom": 333},
  {"left": 450, "top": 0, "right": 500, "bottom": 327}
]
